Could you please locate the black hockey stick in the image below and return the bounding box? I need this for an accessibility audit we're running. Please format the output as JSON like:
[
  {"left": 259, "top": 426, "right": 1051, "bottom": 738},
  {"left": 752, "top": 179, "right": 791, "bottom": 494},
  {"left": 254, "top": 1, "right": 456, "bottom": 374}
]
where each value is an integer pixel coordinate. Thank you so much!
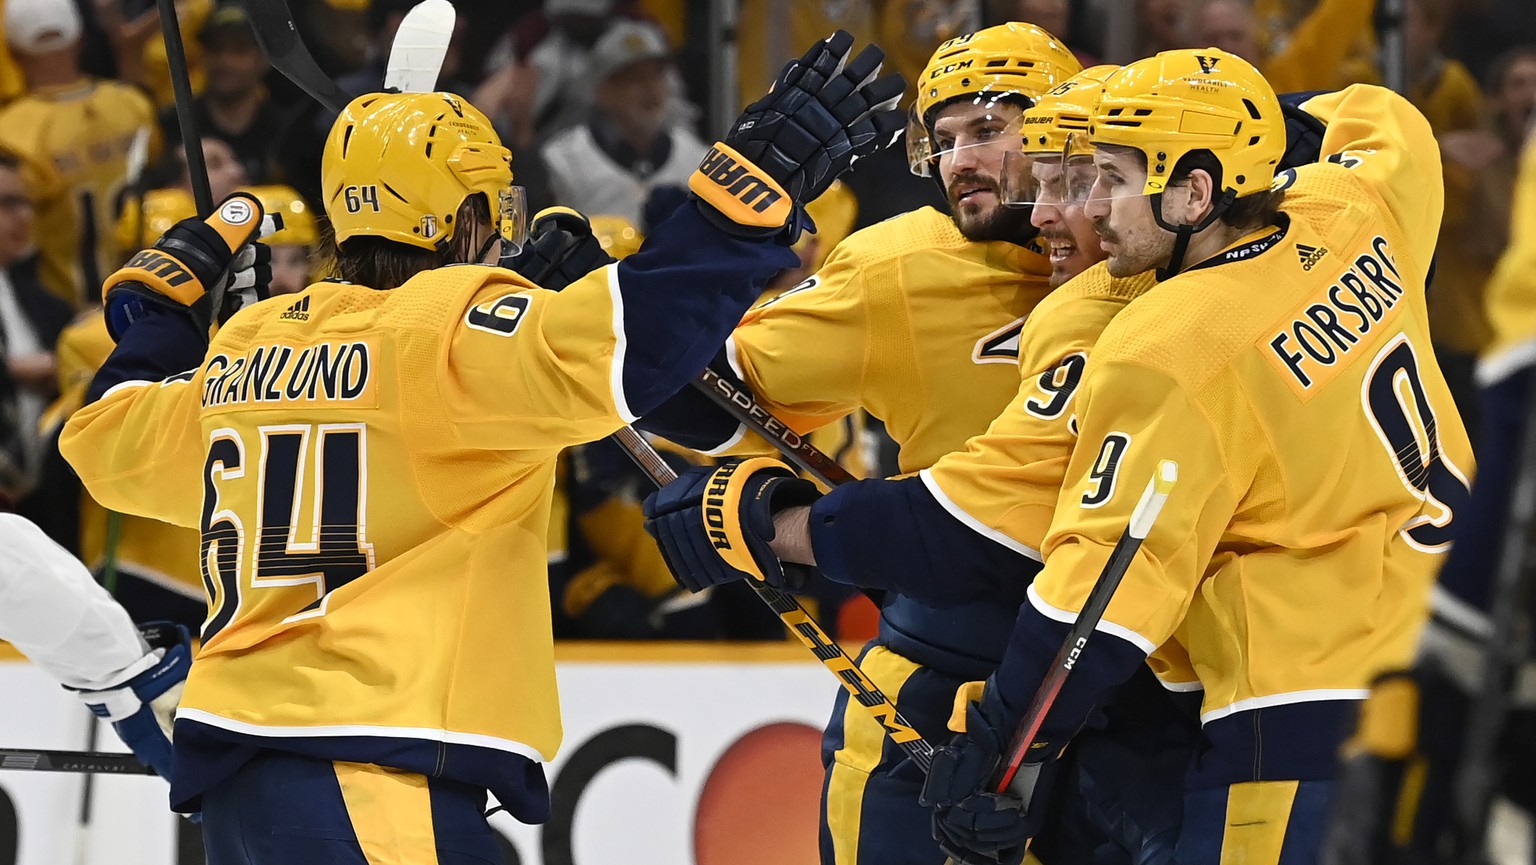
[
  {"left": 610, "top": 426, "right": 934, "bottom": 771},
  {"left": 692, "top": 366, "right": 858, "bottom": 488},
  {"left": 990, "top": 461, "right": 1177, "bottom": 795},
  {"left": 159, "top": 0, "right": 210, "bottom": 217},
  {"left": 0, "top": 748, "right": 155, "bottom": 775},
  {"left": 241, "top": 0, "right": 349, "bottom": 115}
]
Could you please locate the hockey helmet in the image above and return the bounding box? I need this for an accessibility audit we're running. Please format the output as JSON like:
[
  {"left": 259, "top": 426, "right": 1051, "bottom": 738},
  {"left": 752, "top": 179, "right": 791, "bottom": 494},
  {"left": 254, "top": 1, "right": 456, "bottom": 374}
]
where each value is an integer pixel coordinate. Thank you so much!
[{"left": 241, "top": 184, "right": 319, "bottom": 247}]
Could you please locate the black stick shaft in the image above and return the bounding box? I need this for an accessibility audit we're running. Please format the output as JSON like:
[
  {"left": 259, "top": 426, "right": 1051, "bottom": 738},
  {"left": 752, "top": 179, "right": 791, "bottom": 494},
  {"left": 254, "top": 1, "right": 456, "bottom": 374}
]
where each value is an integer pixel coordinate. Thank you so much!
[
  {"left": 0, "top": 749, "right": 155, "bottom": 775},
  {"left": 692, "top": 367, "right": 857, "bottom": 488},
  {"left": 157, "top": 0, "right": 211, "bottom": 217}
]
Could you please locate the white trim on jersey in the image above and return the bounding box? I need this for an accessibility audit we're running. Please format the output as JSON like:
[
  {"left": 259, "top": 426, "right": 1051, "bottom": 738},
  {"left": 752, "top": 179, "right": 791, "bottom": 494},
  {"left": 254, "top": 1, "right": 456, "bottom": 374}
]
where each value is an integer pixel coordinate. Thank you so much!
[
  {"left": 1026, "top": 583, "right": 1158, "bottom": 655},
  {"left": 1153, "top": 675, "right": 1204, "bottom": 693},
  {"left": 1476, "top": 336, "right": 1536, "bottom": 387},
  {"left": 1198, "top": 688, "right": 1371, "bottom": 725},
  {"left": 101, "top": 379, "right": 155, "bottom": 399},
  {"left": 174, "top": 708, "right": 554, "bottom": 764},
  {"left": 606, "top": 263, "right": 638, "bottom": 424},
  {"left": 919, "top": 469, "right": 1044, "bottom": 562},
  {"left": 699, "top": 336, "right": 749, "bottom": 456}
]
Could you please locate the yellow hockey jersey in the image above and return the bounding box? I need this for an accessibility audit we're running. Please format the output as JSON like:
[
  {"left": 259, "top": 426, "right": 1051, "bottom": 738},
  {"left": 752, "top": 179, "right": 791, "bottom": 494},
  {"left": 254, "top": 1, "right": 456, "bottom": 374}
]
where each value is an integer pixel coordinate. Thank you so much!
[
  {"left": 46, "top": 310, "right": 202, "bottom": 593},
  {"left": 1480, "top": 134, "right": 1536, "bottom": 384},
  {"left": 0, "top": 80, "right": 158, "bottom": 306},
  {"left": 922, "top": 263, "right": 1157, "bottom": 560},
  {"left": 1028, "top": 87, "right": 1473, "bottom": 754},
  {"left": 61, "top": 264, "right": 640, "bottom": 817},
  {"left": 726, "top": 206, "right": 1054, "bottom": 474}
]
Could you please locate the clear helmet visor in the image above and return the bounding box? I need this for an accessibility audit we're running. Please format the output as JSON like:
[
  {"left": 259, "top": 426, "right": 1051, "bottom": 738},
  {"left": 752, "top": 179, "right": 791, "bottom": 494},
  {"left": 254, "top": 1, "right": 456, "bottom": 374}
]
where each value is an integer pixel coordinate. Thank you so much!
[
  {"left": 999, "top": 132, "right": 1102, "bottom": 207},
  {"left": 496, "top": 185, "right": 529, "bottom": 255},
  {"left": 1067, "top": 133, "right": 1160, "bottom": 207},
  {"left": 906, "top": 96, "right": 1028, "bottom": 178}
]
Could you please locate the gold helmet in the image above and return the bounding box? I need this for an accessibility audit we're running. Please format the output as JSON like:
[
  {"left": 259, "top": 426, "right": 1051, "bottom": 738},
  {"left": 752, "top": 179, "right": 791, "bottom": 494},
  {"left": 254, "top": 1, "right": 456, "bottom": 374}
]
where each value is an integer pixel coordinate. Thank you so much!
[
  {"left": 115, "top": 187, "right": 197, "bottom": 255},
  {"left": 1022, "top": 65, "right": 1118, "bottom": 156},
  {"left": 908, "top": 23, "right": 1082, "bottom": 178},
  {"left": 321, "top": 91, "right": 526, "bottom": 253},
  {"left": 588, "top": 214, "right": 644, "bottom": 260},
  {"left": 240, "top": 184, "right": 319, "bottom": 247},
  {"left": 1089, "top": 49, "right": 1282, "bottom": 198}
]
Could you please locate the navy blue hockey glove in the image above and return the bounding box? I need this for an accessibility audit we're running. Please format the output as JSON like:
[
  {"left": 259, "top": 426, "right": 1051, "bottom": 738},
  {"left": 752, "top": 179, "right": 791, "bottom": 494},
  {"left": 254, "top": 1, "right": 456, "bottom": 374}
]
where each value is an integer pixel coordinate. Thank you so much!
[
  {"left": 642, "top": 458, "right": 822, "bottom": 593},
  {"left": 1278, "top": 91, "right": 1329, "bottom": 170},
  {"left": 690, "top": 30, "right": 906, "bottom": 243},
  {"left": 501, "top": 206, "right": 616, "bottom": 290},
  {"left": 104, "top": 192, "right": 279, "bottom": 339},
  {"left": 922, "top": 680, "right": 1059, "bottom": 865},
  {"left": 67, "top": 622, "right": 191, "bottom": 780}
]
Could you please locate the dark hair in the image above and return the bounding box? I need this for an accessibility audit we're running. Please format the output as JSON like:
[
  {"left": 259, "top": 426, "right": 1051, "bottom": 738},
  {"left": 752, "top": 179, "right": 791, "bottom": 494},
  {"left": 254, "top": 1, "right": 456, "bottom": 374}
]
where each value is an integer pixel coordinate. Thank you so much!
[
  {"left": 0, "top": 149, "right": 21, "bottom": 174},
  {"left": 325, "top": 194, "right": 492, "bottom": 290},
  {"left": 1168, "top": 149, "right": 1284, "bottom": 231},
  {"left": 1486, "top": 45, "right": 1536, "bottom": 94}
]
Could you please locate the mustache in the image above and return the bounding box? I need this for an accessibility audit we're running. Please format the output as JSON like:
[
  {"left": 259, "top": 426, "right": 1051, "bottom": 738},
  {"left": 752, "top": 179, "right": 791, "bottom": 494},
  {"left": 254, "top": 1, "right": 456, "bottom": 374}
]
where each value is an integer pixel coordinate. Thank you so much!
[
  {"left": 947, "top": 172, "right": 998, "bottom": 202},
  {"left": 1092, "top": 221, "right": 1117, "bottom": 243},
  {"left": 1039, "top": 223, "right": 1076, "bottom": 243}
]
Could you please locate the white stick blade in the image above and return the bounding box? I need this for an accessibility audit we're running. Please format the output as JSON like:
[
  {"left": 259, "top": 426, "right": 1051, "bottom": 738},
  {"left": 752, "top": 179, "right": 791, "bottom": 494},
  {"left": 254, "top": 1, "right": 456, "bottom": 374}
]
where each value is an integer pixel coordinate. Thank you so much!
[{"left": 384, "top": 0, "right": 456, "bottom": 94}]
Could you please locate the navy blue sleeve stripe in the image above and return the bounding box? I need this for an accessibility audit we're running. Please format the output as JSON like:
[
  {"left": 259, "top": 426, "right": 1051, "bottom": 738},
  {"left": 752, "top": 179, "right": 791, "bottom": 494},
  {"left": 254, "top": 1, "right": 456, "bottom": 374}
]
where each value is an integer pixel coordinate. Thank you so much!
[{"left": 86, "top": 305, "right": 209, "bottom": 405}]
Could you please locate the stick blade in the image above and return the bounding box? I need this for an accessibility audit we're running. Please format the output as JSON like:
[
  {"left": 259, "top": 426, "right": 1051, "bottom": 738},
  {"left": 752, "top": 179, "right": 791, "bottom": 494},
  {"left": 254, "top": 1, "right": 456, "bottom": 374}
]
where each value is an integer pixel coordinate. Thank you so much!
[{"left": 385, "top": 0, "right": 457, "bottom": 94}]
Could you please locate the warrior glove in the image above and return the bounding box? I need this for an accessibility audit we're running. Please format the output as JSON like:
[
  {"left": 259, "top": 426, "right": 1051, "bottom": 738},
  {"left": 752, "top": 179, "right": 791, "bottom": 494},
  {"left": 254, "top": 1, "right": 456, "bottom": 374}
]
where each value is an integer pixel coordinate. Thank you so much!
[
  {"left": 690, "top": 30, "right": 906, "bottom": 243},
  {"left": 104, "top": 192, "right": 280, "bottom": 339},
  {"left": 642, "top": 458, "right": 822, "bottom": 593}
]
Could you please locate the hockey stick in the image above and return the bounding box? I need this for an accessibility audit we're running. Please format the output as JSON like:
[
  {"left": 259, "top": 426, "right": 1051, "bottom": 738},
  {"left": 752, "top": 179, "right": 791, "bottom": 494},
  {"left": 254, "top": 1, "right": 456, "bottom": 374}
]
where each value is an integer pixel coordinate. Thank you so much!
[
  {"left": 0, "top": 749, "right": 154, "bottom": 776},
  {"left": 991, "top": 461, "right": 1177, "bottom": 797},
  {"left": 159, "top": 0, "right": 210, "bottom": 217},
  {"left": 692, "top": 366, "right": 858, "bottom": 488},
  {"left": 241, "top": 0, "right": 349, "bottom": 115},
  {"left": 610, "top": 426, "right": 934, "bottom": 770}
]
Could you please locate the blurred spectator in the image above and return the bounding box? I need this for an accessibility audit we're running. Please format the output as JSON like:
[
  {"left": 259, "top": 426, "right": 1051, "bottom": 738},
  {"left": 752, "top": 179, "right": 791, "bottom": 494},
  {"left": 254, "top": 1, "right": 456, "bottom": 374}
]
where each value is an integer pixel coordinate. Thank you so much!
[
  {"left": 0, "top": 0, "right": 159, "bottom": 307},
  {"left": 1429, "top": 46, "right": 1536, "bottom": 438},
  {"left": 1341, "top": 0, "right": 1484, "bottom": 132},
  {"left": 0, "top": 16, "right": 25, "bottom": 105},
  {"left": 1138, "top": 0, "right": 1191, "bottom": 56},
  {"left": 168, "top": 134, "right": 250, "bottom": 204},
  {"left": 158, "top": 4, "right": 286, "bottom": 185},
  {"left": 99, "top": 0, "right": 215, "bottom": 111},
  {"left": 527, "top": 20, "right": 705, "bottom": 223},
  {"left": 0, "top": 152, "right": 72, "bottom": 513},
  {"left": 1188, "top": 0, "right": 1374, "bottom": 92},
  {"left": 1014, "top": 0, "right": 1099, "bottom": 65},
  {"left": 243, "top": 184, "right": 319, "bottom": 295},
  {"left": 738, "top": 0, "right": 877, "bottom": 111},
  {"left": 875, "top": 1, "right": 984, "bottom": 95}
]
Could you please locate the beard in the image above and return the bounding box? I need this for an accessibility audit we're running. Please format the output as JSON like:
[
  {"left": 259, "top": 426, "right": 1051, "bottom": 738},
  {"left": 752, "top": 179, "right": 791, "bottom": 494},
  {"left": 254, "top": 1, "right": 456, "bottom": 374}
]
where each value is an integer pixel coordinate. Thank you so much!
[
  {"left": 1096, "top": 221, "right": 1174, "bottom": 278},
  {"left": 947, "top": 172, "right": 1038, "bottom": 244}
]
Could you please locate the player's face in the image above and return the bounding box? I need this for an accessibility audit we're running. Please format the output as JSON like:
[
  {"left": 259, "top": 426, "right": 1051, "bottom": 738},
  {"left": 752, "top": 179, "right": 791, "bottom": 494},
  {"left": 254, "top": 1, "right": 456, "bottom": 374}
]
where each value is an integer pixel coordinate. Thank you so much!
[
  {"left": 1028, "top": 156, "right": 1104, "bottom": 287},
  {"left": 933, "top": 100, "right": 1034, "bottom": 242},
  {"left": 268, "top": 244, "right": 311, "bottom": 296},
  {"left": 0, "top": 166, "right": 34, "bottom": 269},
  {"left": 1084, "top": 147, "right": 1172, "bottom": 277}
]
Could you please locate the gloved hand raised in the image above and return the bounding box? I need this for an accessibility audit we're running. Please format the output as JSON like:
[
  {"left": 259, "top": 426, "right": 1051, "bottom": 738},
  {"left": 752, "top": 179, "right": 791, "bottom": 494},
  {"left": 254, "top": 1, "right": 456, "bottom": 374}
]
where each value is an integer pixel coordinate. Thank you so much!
[
  {"left": 103, "top": 192, "right": 282, "bottom": 339},
  {"left": 67, "top": 621, "right": 191, "bottom": 780},
  {"left": 690, "top": 30, "right": 906, "bottom": 243},
  {"left": 501, "top": 206, "right": 617, "bottom": 291}
]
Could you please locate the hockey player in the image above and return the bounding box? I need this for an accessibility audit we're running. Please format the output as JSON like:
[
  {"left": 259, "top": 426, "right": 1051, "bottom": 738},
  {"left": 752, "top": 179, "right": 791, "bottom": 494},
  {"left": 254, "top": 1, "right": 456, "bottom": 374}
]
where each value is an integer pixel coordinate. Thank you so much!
[
  {"left": 58, "top": 31, "right": 904, "bottom": 862},
  {"left": 653, "top": 51, "right": 1473, "bottom": 864},
  {"left": 638, "top": 24, "right": 1084, "bottom": 864},
  {"left": 0, "top": 512, "right": 188, "bottom": 781}
]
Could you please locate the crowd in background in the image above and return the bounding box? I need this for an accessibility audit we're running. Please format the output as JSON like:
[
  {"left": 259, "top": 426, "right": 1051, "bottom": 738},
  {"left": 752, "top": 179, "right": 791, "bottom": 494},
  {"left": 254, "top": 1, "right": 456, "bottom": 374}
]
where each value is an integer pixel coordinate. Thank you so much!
[{"left": 0, "top": 0, "right": 1533, "bottom": 644}]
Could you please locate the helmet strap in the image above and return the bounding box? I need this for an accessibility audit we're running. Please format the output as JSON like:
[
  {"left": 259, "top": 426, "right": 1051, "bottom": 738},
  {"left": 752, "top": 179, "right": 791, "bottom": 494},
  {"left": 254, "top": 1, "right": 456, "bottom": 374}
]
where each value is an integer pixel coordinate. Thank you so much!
[{"left": 1151, "top": 188, "right": 1236, "bottom": 280}]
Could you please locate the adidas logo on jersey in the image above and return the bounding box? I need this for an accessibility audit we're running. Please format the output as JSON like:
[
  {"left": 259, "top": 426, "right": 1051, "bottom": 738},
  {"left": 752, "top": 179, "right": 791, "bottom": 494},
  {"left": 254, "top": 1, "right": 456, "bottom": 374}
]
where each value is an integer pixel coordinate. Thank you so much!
[
  {"left": 280, "top": 295, "right": 311, "bottom": 321},
  {"left": 1296, "top": 243, "right": 1328, "bottom": 271}
]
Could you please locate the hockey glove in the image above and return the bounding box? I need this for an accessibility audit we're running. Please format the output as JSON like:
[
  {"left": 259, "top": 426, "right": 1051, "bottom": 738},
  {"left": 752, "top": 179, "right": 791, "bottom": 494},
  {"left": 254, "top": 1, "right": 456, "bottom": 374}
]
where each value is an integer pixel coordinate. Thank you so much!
[
  {"left": 922, "top": 680, "right": 1059, "bottom": 865},
  {"left": 103, "top": 192, "right": 280, "bottom": 339},
  {"left": 67, "top": 622, "right": 191, "bottom": 780},
  {"left": 1278, "top": 91, "right": 1329, "bottom": 170},
  {"left": 691, "top": 30, "right": 906, "bottom": 243},
  {"left": 642, "top": 458, "right": 822, "bottom": 593},
  {"left": 501, "top": 206, "right": 616, "bottom": 291}
]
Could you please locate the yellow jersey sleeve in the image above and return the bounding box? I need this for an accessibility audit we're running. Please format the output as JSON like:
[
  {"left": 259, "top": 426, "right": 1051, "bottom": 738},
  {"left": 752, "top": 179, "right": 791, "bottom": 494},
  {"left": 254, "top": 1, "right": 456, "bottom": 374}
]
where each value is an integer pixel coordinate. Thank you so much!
[
  {"left": 1262, "top": 0, "right": 1373, "bottom": 92},
  {"left": 1300, "top": 85, "right": 1444, "bottom": 274},
  {"left": 728, "top": 254, "right": 872, "bottom": 436},
  {"left": 1032, "top": 359, "right": 1240, "bottom": 652},
  {"left": 59, "top": 373, "right": 206, "bottom": 529},
  {"left": 438, "top": 265, "right": 630, "bottom": 453},
  {"left": 1481, "top": 136, "right": 1536, "bottom": 378}
]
